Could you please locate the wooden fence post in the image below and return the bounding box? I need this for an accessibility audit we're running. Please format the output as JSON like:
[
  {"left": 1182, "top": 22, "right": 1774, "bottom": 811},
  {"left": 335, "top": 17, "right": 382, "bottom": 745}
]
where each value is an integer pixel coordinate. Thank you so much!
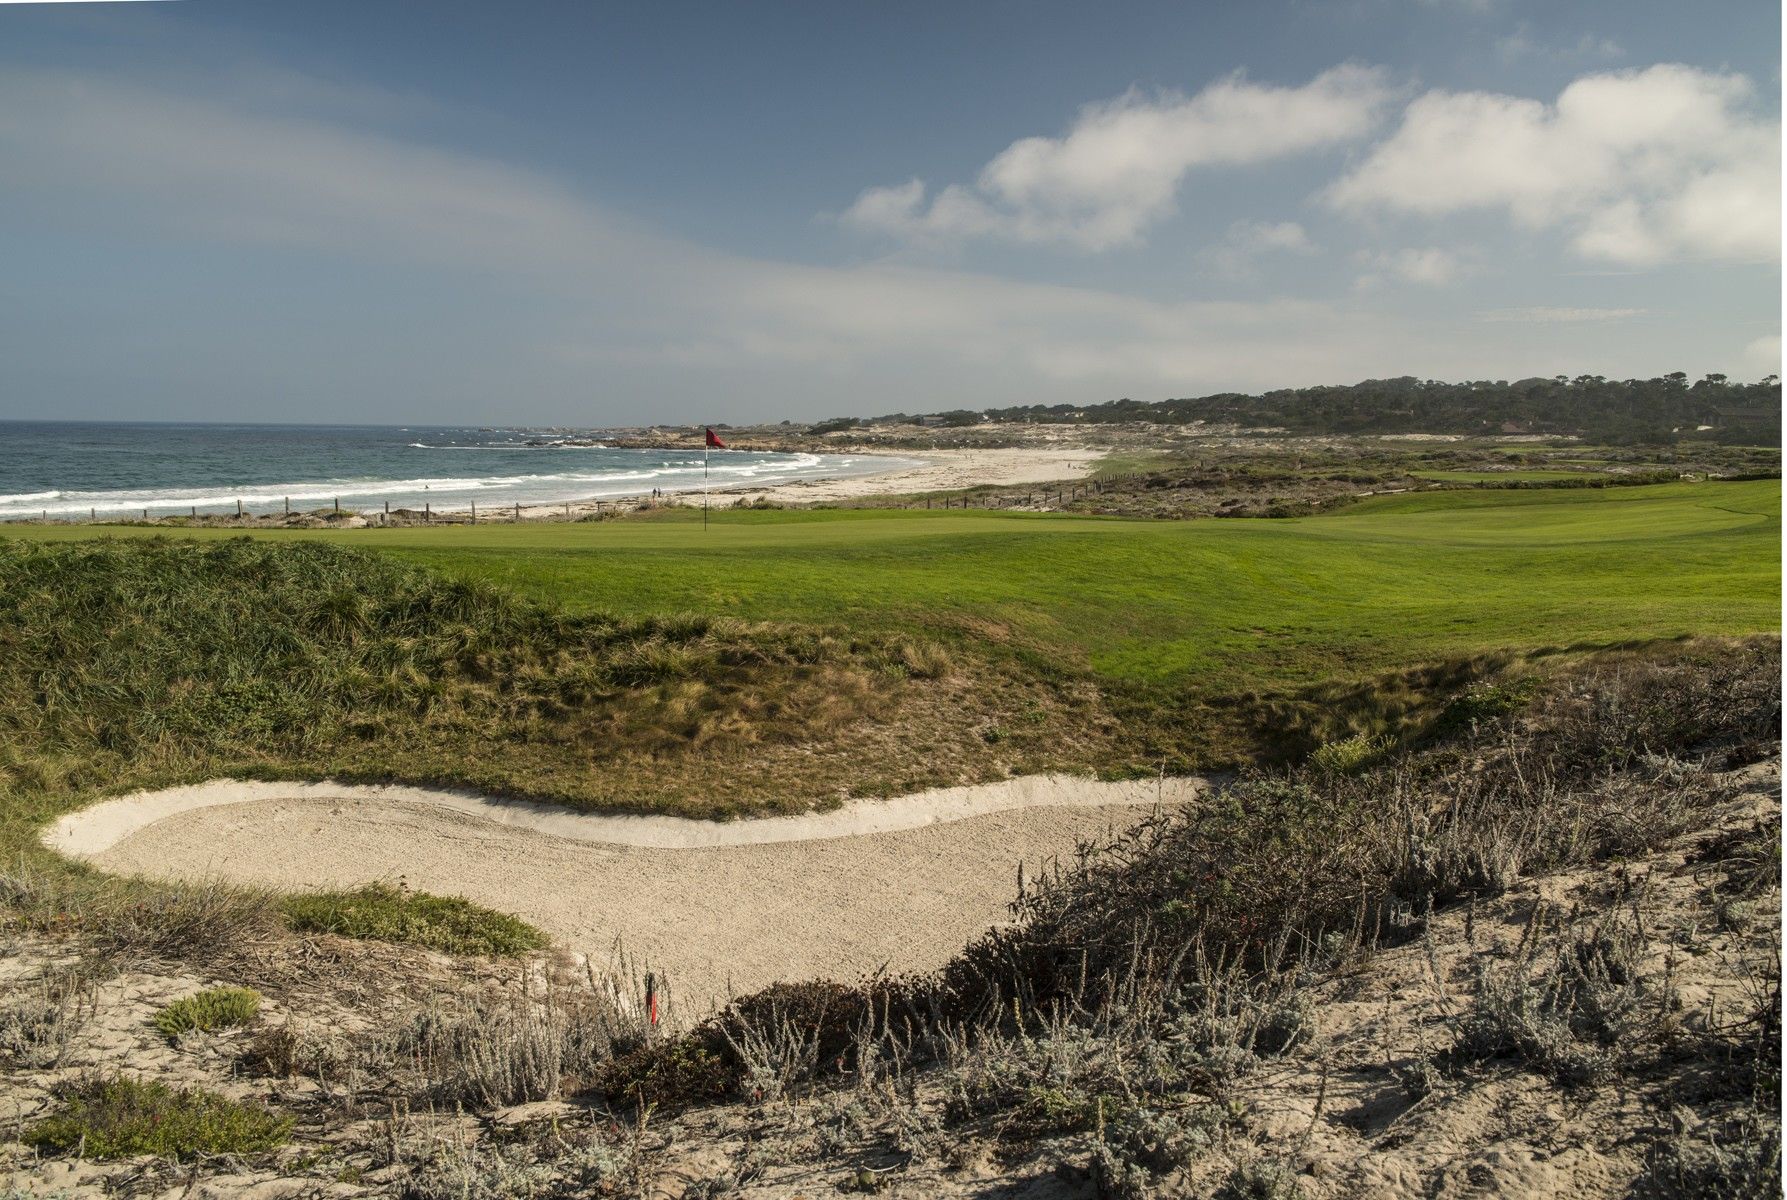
[{"left": 470, "top": 501, "right": 477, "bottom": 524}]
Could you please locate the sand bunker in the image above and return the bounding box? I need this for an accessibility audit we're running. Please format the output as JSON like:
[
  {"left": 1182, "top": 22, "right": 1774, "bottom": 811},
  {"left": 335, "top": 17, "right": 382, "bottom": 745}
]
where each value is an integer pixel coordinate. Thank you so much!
[{"left": 49, "top": 775, "right": 1207, "bottom": 1012}]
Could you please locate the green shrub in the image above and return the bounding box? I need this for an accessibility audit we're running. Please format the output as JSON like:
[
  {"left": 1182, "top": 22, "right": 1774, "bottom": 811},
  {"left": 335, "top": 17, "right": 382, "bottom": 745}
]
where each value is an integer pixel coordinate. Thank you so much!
[
  {"left": 1433, "top": 676, "right": 1541, "bottom": 734},
  {"left": 26, "top": 1076, "right": 291, "bottom": 1160},
  {"left": 153, "top": 986, "right": 260, "bottom": 1040},
  {"left": 281, "top": 884, "right": 548, "bottom": 957}
]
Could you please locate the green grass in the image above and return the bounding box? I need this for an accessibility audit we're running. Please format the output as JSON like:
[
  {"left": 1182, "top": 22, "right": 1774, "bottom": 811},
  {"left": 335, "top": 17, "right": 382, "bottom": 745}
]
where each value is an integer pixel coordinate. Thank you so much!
[
  {"left": 8, "top": 481, "right": 1777, "bottom": 694},
  {"left": 1410, "top": 469, "right": 1598, "bottom": 482},
  {"left": 26, "top": 1076, "right": 291, "bottom": 1160},
  {"left": 153, "top": 986, "right": 261, "bottom": 1039},
  {"left": 281, "top": 884, "right": 549, "bottom": 956},
  {"left": 1092, "top": 451, "right": 1179, "bottom": 478}
]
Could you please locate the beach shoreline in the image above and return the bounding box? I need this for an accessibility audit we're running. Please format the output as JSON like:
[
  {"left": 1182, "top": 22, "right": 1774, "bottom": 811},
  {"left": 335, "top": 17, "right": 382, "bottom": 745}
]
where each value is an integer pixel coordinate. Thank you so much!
[
  {"left": 474, "top": 445, "right": 1102, "bottom": 521},
  {"left": 6, "top": 444, "right": 1104, "bottom": 527}
]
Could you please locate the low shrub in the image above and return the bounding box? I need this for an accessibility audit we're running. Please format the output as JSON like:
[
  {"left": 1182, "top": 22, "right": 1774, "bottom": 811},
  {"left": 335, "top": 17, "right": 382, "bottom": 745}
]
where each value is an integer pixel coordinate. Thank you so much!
[
  {"left": 0, "top": 964, "right": 98, "bottom": 1069},
  {"left": 26, "top": 1075, "right": 291, "bottom": 1160},
  {"left": 386, "top": 986, "right": 623, "bottom": 1108},
  {"left": 281, "top": 884, "right": 548, "bottom": 957}
]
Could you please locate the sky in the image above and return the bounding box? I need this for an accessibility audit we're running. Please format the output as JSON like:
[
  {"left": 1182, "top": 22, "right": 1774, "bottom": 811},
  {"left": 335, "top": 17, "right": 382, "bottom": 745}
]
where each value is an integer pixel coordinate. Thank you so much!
[{"left": 0, "top": 0, "right": 1779, "bottom": 426}]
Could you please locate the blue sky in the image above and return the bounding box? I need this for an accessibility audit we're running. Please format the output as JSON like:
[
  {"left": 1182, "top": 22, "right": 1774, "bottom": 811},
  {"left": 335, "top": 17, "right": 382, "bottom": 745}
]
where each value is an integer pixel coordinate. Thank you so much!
[{"left": 0, "top": 0, "right": 1779, "bottom": 425}]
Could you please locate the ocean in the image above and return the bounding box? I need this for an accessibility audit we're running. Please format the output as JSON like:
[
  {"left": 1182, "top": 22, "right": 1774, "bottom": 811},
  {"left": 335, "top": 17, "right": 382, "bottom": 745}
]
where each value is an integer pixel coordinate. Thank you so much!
[{"left": 0, "top": 421, "right": 917, "bottom": 519}]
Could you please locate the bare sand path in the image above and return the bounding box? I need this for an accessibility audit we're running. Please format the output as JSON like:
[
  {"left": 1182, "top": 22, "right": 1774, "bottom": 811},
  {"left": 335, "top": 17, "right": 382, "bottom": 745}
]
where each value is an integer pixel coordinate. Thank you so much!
[{"left": 53, "top": 775, "right": 1206, "bottom": 1014}]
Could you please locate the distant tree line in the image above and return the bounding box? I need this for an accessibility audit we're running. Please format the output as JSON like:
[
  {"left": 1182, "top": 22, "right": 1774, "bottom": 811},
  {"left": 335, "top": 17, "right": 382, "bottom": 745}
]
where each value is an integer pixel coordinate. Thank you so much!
[{"left": 884, "top": 374, "right": 1782, "bottom": 444}]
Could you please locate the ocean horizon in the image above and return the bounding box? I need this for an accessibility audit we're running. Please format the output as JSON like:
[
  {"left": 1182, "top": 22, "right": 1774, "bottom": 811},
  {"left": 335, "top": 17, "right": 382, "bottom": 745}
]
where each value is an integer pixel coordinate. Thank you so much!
[{"left": 0, "top": 420, "right": 915, "bottom": 519}]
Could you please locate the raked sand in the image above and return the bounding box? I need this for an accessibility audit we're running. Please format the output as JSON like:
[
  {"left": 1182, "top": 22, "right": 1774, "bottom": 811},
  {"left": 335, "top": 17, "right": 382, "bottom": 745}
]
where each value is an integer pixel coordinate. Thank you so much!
[{"left": 51, "top": 774, "right": 1207, "bottom": 1013}]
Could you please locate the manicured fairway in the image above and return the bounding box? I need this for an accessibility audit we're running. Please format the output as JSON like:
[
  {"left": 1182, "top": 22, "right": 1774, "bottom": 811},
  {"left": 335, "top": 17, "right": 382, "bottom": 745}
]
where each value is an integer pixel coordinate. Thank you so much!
[{"left": 7, "top": 481, "right": 1777, "bottom": 691}]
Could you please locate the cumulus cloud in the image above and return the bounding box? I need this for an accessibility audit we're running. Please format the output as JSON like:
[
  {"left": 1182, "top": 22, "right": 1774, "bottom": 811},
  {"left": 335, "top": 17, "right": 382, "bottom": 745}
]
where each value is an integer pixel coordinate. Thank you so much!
[
  {"left": 1326, "top": 64, "right": 1781, "bottom": 266},
  {"left": 0, "top": 64, "right": 1459, "bottom": 409},
  {"left": 841, "top": 65, "right": 1395, "bottom": 250},
  {"left": 1478, "top": 306, "right": 1644, "bottom": 323},
  {"left": 0, "top": 60, "right": 1772, "bottom": 422}
]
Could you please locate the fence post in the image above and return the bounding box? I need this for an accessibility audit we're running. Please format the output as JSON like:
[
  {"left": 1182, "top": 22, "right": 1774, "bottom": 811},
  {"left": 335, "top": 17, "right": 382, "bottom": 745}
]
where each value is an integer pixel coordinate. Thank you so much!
[
  {"left": 470, "top": 501, "right": 477, "bottom": 524},
  {"left": 517, "top": 502, "right": 523, "bottom": 522},
  {"left": 237, "top": 499, "right": 243, "bottom": 517},
  {"left": 385, "top": 500, "right": 390, "bottom": 517},
  {"left": 425, "top": 502, "right": 431, "bottom": 522},
  {"left": 141, "top": 509, "right": 146, "bottom": 521},
  {"left": 284, "top": 496, "right": 290, "bottom": 515},
  {"left": 90, "top": 507, "right": 95, "bottom": 521},
  {"left": 190, "top": 506, "right": 196, "bottom": 519},
  {"left": 563, "top": 502, "right": 570, "bottom": 520},
  {"left": 334, "top": 497, "right": 340, "bottom": 514}
]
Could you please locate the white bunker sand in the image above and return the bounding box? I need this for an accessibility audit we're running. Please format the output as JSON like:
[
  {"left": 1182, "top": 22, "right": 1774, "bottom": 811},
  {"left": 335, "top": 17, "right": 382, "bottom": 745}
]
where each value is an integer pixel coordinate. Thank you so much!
[{"left": 51, "top": 775, "right": 1207, "bottom": 1011}]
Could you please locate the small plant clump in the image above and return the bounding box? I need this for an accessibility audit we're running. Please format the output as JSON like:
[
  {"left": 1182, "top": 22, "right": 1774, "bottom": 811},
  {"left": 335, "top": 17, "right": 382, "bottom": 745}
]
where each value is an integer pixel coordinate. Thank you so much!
[
  {"left": 1310, "top": 731, "right": 1389, "bottom": 774},
  {"left": 153, "top": 985, "right": 262, "bottom": 1040},
  {"left": 25, "top": 1075, "right": 292, "bottom": 1160},
  {"left": 281, "top": 884, "right": 549, "bottom": 957}
]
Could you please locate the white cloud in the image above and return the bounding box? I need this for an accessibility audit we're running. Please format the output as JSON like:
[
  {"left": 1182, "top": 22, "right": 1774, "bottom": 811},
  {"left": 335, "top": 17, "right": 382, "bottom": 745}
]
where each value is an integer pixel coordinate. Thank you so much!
[
  {"left": 841, "top": 65, "right": 1395, "bottom": 250},
  {"left": 0, "top": 61, "right": 1772, "bottom": 421},
  {"left": 0, "top": 65, "right": 1448, "bottom": 404},
  {"left": 1355, "top": 246, "right": 1470, "bottom": 288},
  {"left": 1478, "top": 306, "right": 1644, "bottom": 323},
  {"left": 1201, "top": 220, "right": 1315, "bottom": 279},
  {"left": 1327, "top": 64, "right": 1781, "bottom": 266}
]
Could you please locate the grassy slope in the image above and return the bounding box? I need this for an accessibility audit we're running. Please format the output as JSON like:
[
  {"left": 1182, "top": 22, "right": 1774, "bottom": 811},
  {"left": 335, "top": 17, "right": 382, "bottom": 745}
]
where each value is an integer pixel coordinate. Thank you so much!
[{"left": 17, "top": 480, "right": 1774, "bottom": 693}]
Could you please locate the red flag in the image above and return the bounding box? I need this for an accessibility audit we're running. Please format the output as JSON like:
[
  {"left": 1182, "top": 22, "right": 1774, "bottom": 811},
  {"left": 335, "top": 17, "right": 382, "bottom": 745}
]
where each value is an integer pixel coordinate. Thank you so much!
[{"left": 704, "top": 427, "right": 728, "bottom": 449}]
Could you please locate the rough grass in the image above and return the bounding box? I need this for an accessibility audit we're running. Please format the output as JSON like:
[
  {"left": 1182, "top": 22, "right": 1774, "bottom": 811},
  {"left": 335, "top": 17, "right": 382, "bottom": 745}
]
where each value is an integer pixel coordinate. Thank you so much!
[
  {"left": 9, "top": 480, "right": 1777, "bottom": 692},
  {"left": 153, "top": 986, "right": 261, "bottom": 1039},
  {"left": 282, "top": 884, "right": 548, "bottom": 957},
  {"left": 4, "top": 480, "right": 1774, "bottom": 791},
  {"left": 0, "top": 535, "right": 1019, "bottom": 850},
  {"left": 25, "top": 1075, "right": 292, "bottom": 1160}
]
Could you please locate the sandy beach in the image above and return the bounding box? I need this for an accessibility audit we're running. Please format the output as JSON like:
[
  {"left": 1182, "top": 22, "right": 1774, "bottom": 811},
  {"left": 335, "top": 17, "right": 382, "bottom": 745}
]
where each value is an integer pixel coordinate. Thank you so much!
[{"left": 494, "top": 444, "right": 1103, "bottom": 521}]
